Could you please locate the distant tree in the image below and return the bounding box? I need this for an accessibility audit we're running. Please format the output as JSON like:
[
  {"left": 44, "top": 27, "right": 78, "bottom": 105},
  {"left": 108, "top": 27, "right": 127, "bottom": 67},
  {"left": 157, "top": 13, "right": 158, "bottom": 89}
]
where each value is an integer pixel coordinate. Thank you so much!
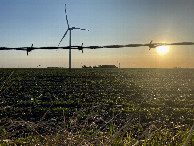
[{"left": 82, "top": 65, "right": 87, "bottom": 68}]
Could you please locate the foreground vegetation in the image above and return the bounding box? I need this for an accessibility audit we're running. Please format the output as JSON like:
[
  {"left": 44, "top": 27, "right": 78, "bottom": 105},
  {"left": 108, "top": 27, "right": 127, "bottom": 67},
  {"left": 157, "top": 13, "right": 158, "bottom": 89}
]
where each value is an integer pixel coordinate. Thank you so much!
[{"left": 0, "top": 68, "right": 193, "bottom": 145}]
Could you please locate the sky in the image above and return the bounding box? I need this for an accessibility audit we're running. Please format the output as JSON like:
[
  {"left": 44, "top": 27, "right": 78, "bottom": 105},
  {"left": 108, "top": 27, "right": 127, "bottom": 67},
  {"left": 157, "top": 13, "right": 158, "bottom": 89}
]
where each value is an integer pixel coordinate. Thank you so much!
[{"left": 0, "top": 0, "right": 194, "bottom": 68}]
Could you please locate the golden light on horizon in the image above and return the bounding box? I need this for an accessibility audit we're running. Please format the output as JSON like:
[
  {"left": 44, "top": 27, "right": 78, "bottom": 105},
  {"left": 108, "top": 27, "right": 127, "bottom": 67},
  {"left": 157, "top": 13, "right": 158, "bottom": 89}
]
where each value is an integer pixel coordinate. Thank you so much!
[{"left": 156, "top": 46, "right": 169, "bottom": 55}]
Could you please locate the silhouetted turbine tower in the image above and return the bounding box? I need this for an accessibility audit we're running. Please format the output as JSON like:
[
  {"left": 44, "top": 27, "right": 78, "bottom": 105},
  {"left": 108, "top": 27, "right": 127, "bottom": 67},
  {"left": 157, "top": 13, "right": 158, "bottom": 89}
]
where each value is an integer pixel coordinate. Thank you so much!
[{"left": 58, "top": 4, "right": 89, "bottom": 69}]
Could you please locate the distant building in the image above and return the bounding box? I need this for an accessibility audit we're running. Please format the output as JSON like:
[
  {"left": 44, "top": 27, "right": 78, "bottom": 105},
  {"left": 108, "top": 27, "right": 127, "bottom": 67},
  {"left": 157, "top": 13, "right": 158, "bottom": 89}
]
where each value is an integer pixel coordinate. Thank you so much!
[
  {"left": 97, "top": 65, "right": 118, "bottom": 68},
  {"left": 82, "top": 65, "right": 118, "bottom": 69},
  {"left": 82, "top": 65, "right": 92, "bottom": 68},
  {"left": 47, "top": 67, "right": 63, "bottom": 69}
]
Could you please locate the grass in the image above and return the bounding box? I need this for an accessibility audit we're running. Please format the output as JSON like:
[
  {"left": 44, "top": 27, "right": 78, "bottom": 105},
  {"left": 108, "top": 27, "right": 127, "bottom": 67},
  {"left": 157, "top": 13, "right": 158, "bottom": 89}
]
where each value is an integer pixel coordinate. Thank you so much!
[{"left": 0, "top": 68, "right": 193, "bottom": 145}]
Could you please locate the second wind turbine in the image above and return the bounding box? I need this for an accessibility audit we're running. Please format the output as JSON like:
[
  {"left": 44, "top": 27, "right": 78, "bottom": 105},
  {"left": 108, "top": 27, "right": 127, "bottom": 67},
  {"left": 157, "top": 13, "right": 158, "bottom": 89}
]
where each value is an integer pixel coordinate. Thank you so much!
[{"left": 58, "top": 4, "right": 89, "bottom": 69}]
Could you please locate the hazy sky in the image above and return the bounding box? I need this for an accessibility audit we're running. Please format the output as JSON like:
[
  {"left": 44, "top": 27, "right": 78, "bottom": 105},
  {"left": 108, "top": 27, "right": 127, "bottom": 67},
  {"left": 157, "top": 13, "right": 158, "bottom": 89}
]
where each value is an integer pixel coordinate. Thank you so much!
[{"left": 0, "top": 0, "right": 194, "bottom": 68}]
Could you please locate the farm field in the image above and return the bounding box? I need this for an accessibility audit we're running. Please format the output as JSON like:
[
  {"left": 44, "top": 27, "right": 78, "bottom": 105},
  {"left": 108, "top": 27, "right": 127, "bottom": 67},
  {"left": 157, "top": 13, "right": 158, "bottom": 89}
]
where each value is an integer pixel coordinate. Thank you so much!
[{"left": 0, "top": 68, "right": 193, "bottom": 145}]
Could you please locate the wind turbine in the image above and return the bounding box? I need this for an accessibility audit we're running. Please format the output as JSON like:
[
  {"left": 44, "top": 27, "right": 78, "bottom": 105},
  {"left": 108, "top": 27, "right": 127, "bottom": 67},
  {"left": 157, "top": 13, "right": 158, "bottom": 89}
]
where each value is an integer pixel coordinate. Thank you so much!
[{"left": 58, "top": 4, "right": 89, "bottom": 69}]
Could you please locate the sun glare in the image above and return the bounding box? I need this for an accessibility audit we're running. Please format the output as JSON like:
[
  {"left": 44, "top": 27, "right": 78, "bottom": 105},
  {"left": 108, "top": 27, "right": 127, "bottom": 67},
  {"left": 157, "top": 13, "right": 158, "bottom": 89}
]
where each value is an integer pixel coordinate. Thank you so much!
[{"left": 156, "top": 46, "right": 169, "bottom": 55}]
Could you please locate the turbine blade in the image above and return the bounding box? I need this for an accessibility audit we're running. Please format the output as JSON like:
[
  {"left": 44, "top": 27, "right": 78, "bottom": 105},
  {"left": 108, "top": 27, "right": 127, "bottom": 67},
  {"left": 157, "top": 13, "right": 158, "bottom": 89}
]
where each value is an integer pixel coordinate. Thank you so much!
[
  {"left": 72, "top": 27, "right": 80, "bottom": 29},
  {"left": 72, "top": 27, "right": 89, "bottom": 31},
  {"left": 65, "top": 4, "right": 67, "bottom": 13},
  {"left": 81, "top": 28, "right": 89, "bottom": 31},
  {"left": 66, "top": 15, "right": 69, "bottom": 28},
  {"left": 65, "top": 4, "right": 70, "bottom": 28},
  {"left": 58, "top": 29, "right": 68, "bottom": 46}
]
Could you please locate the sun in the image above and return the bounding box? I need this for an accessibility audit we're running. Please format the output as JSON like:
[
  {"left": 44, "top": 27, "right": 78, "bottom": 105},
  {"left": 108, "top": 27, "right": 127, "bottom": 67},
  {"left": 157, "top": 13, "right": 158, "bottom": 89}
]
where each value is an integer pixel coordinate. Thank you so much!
[{"left": 156, "top": 46, "right": 169, "bottom": 54}]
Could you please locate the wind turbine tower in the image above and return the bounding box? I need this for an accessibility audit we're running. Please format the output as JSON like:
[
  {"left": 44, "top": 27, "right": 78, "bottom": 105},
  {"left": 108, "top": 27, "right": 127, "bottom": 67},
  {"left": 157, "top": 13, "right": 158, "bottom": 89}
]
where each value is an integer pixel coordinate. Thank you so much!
[{"left": 58, "top": 4, "right": 89, "bottom": 69}]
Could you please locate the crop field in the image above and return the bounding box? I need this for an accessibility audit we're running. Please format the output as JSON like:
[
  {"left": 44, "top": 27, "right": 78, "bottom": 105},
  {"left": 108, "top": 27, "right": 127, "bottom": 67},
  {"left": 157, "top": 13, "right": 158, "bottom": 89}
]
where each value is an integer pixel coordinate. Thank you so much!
[{"left": 0, "top": 68, "right": 193, "bottom": 145}]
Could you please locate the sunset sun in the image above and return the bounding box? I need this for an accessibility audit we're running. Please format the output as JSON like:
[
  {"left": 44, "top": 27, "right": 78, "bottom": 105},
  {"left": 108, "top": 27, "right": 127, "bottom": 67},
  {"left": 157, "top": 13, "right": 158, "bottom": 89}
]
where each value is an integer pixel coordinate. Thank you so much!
[{"left": 156, "top": 46, "right": 169, "bottom": 54}]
